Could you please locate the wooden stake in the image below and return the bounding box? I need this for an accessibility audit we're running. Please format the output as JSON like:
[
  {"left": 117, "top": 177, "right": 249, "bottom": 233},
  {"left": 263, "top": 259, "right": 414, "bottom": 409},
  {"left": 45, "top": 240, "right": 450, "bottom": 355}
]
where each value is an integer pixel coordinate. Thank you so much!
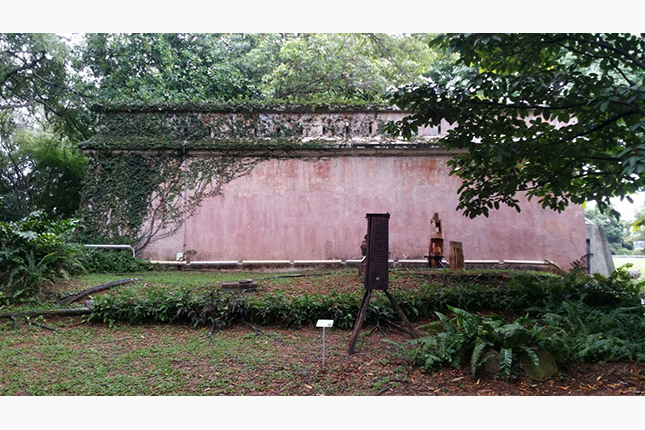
[
  {"left": 348, "top": 289, "right": 372, "bottom": 354},
  {"left": 385, "top": 290, "right": 418, "bottom": 339}
]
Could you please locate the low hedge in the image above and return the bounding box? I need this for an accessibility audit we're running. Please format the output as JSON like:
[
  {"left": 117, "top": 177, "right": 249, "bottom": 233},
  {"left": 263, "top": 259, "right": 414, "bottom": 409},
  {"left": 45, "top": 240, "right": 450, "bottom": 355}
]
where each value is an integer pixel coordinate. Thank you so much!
[{"left": 88, "top": 267, "right": 644, "bottom": 329}]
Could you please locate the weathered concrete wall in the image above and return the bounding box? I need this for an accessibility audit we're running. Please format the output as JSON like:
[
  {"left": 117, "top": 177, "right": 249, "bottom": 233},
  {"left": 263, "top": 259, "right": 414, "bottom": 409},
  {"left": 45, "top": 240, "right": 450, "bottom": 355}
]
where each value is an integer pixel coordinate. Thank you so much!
[
  {"left": 142, "top": 154, "right": 586, "bottom": 268},
  {"left": 585, "top": 222, "right": 615, "bottom": 276}
]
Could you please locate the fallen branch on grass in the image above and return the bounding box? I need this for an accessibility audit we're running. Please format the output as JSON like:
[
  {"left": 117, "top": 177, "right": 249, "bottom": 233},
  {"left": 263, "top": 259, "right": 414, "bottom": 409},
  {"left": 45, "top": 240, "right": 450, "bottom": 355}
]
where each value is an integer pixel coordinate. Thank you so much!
[
  {"left": 56, "top": 278, "right": 140, "bottom": 306},
  {"left": 369, "top": 322, "right": 384, "bottom": 335},
  {"left": 0, "top": 308, "right": 92, "bottom": 319},
  {"left": 376, "top": 384, "right": 392, "bottom": 396},
  {"left": 26, "top": 318, "right": 57, "bottom": 332}
]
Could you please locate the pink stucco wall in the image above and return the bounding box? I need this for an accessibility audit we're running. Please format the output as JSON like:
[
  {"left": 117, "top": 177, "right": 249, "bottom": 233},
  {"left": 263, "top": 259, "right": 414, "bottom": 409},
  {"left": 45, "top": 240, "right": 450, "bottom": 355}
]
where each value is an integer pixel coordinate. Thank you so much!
[{"left": 142, "top": 155, "right": 586, "bottom": 268}]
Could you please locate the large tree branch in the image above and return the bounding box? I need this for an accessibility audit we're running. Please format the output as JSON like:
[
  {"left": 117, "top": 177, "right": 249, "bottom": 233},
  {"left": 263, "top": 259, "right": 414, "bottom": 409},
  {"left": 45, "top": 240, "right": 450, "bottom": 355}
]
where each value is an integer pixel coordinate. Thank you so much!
[
  {"left": 468, "top": 98, "right": 589, "bottom": 111},
  {"left": 0, "top": 51, "right": 46, "bottom": 87},
  {"left": 519, "top": 109, "right": 640, "bottom": 152},
  {"left": 0, "top": 96, "right": 35, "bottom": 110},
  {"left": 565, "top": 35, "right": 645, "bottom": 70}
]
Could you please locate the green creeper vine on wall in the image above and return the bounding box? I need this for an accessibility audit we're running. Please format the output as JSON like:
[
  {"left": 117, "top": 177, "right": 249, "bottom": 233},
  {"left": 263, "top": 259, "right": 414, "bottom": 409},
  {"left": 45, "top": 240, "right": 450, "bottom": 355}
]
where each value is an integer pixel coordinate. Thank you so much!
[
  {"left": 77, "top": 103, "right": 399, "bottom": 251},
  {"left": 77, "top": 152, "right": 261, "bottom": 251}
]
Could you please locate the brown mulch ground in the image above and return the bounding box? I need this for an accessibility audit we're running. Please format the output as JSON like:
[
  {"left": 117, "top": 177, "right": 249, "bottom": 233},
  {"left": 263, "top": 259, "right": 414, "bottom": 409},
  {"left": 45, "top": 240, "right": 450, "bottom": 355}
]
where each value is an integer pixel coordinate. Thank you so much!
[
  {"left": 15, "top": 316, "right": 644, "bottom": 396},
  {"left": 11, "top": 269, "right": 645, "bottom": 396}
]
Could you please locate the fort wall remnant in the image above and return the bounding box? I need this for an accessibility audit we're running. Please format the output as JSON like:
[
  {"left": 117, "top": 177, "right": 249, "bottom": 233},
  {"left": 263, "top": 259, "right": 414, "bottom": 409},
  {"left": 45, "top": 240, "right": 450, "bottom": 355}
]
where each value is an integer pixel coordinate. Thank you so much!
[{"left": 80, "top": 103, "right": 586, "bottom": 269}]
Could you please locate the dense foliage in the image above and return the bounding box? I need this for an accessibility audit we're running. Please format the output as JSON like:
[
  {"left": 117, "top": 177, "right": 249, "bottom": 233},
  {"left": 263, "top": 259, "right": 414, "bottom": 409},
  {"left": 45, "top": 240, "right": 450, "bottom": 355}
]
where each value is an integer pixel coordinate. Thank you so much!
[
  {"left": 0, "top": 127, "right": 87, "bottom": 221},
  {"left": 403, "top": 267, "right": 645, "bottom": 380},
  {"left": 79, "top": 248, "right": 152, "bottom": 274},
  {"left": 79, "top": 33, "right": 436, "bottom": 104},
  {"left": 584, "top": 205, "right": 633, "bottom": 254},
  {"left": 0, "top": 211, "right": 84, "bottom": 301},
  {"left": 0, "top": 33, "right": 92, "bottom": 142},
  {"left": 386, "top": 33, "right": 645, "bottom": 219},
  {"left": 412, "top": 308, "right": 550, "bottom": 382}
]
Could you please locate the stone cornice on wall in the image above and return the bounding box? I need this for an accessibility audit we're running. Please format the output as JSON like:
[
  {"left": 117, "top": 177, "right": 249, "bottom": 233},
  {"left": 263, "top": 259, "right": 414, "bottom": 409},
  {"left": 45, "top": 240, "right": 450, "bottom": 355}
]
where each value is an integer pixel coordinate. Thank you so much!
[
  {"left": 82, "top": 106, "right": 457, "bottom": 153},
  {"left": 81, "top": 140, "right": 465, "bottom": 158}
]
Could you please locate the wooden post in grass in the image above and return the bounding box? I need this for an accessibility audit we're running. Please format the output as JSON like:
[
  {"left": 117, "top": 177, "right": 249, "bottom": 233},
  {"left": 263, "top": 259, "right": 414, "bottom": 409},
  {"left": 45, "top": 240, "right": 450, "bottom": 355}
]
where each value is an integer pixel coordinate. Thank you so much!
[{"left": 449, "top": 241, "right": 464, "bottom": 270}]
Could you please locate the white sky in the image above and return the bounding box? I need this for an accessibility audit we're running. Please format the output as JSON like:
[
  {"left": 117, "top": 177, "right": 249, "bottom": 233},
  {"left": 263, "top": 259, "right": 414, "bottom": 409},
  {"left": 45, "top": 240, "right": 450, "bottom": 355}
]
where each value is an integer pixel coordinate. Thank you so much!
[
  {"left": 610, "top": 193, "right": 645, "bottom": 222},
  {"left": 6, "top": 2, "right": 645, "bottom": 33}
]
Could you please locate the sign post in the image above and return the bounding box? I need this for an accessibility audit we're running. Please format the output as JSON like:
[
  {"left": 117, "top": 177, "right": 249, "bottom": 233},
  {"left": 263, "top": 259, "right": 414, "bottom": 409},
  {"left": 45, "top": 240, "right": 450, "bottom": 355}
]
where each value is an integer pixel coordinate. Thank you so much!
[{"left": 316, "top": 319, "right": 334, "bottom": 366}]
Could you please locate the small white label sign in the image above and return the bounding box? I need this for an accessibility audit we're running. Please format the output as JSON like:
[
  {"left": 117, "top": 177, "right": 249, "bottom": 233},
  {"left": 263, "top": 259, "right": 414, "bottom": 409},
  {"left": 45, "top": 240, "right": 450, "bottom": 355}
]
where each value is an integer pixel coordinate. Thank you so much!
[{"left": 316, "top": 319, "right": 334, "bottom": 328}]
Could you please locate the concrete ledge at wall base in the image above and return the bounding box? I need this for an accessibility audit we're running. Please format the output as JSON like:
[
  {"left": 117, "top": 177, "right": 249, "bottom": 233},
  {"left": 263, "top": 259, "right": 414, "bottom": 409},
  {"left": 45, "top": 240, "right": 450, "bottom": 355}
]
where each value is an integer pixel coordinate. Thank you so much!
[
  {"left": 466, "top": 260, "right": 502, "bottom": 265},
  {"left": 293, "top": 260, "right": 344, "bottom": 268},
  {"left": 343, "top": 260, "right": 363, "bottom": 266},
  {"left": 241, "top": 260, "right": 292, "bottom": 267},
  {"left": 189, "top": 261, "right": 240, "bottom": 266},
  {"left": 503, "top": 260, "right": 553, "bottom": 265},
  {"left": 149, "top": 258, "right": 557, "bottom": 271}
]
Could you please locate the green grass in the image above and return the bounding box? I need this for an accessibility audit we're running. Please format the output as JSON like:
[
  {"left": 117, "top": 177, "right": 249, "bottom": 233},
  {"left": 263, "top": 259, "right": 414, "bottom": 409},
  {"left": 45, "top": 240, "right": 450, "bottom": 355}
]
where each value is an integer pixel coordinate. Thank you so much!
[
  {"left": 0, "top": 324, "right": 292, "bottom": 395},
  {"left": 71, "top": 270, "right": 262, "bottom": 289},
  {"left": 0, "top": 322, "right": 408, "bottom": 395},
  {"left": 613, "top": 257, "right": 645, "bottom": 277}
]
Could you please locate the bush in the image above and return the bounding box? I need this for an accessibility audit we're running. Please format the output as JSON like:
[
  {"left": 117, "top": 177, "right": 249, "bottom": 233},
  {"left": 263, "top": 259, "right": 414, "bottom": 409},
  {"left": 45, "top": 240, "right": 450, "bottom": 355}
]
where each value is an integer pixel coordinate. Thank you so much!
[
  {"left": 0, "top": 211, "right": 84, "bottom": 301},
  {"left": 89, "top": 286, "right": 368, "bottom": 329},
  {"left": 401, "top": 269, "right": 645, "bottom": 381},
  {"left": 80, "top": 247, "right": 152, "bottom": 273},
  {"left": 406, "top": 307, "right": 550, "bottom": 382}
]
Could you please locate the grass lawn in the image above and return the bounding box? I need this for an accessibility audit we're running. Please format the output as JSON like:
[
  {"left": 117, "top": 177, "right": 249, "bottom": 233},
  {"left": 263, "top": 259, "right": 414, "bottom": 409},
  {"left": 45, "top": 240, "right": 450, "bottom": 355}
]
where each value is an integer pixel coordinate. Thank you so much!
[
  {"left": 614, "top": 257, "right": 645, "bottom": 281},
  {"left": 2, "top": 268, "right": 645, "bottom": 396},
  {"left": 2, "top": 316, "right": 644, "bottom": 396},
  {"left": 614, "top": 257, "right": 645, "bottom": 273}
]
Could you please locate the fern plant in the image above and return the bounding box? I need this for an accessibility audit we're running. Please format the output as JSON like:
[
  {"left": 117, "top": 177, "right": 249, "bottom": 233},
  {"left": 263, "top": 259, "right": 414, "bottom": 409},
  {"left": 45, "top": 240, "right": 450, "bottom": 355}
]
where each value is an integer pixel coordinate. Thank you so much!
[
  {"left": 0, "top": 211, "right": 85, "bottom": 301},
  {"left": 409, "top": 307, "right": 545, "bottom": 382}
]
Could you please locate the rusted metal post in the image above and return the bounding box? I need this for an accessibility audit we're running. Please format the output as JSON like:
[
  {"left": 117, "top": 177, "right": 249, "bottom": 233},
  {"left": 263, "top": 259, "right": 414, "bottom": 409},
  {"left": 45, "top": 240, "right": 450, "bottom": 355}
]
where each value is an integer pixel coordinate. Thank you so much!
[{"left": 348, "top": 213, "right": 416, "bottom": 354}]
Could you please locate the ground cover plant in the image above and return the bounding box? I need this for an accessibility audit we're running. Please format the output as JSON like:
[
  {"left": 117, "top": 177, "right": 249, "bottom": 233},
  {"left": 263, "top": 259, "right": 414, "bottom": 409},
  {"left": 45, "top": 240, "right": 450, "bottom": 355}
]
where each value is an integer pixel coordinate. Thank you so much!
[
  {"left": 398, "top": 267, "right": 645, "bottom": 383},
  {"left": 0, "top": 211, "right": 84, "bottom": 303},
  {"left": 2, "top": 266, "right": 644, "bottom": 395},
  {"left": 614, "top": 258, "right": 645, "bottom": 278}
]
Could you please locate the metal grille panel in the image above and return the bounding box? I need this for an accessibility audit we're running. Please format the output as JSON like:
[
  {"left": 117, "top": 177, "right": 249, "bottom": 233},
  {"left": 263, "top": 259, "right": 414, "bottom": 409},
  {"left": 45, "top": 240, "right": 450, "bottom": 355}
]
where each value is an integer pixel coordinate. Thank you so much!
[{"left": 365, "top": 213, "right": 389, "bottom": 290}]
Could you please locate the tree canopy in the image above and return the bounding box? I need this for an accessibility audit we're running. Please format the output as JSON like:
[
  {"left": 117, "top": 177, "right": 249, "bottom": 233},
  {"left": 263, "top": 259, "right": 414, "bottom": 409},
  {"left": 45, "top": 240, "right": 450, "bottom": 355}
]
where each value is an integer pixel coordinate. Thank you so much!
[
  {"left": 0, "top": 121, "right": 87, "bottom": 221},
  {"left": 0, "top": 33, "right": 439, "bottom": 223},
  {"left": 584, "top": 205, "right": 633, "bottom": 254},
  {"left": 385, "top": 33, "right": 645, "bottom": 219},
  {"left": 79, "top": 33, "right": 437, "bottom": 104}
]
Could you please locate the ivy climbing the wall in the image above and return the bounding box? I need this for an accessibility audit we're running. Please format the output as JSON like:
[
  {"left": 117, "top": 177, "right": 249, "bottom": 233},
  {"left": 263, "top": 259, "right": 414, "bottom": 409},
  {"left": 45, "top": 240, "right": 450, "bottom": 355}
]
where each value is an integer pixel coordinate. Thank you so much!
[
  {"left": 76, "top": 102, "right": 399, "bottom": 251},
  {"left": 77, "top": 152, "right": 260, "bottom": 251}
]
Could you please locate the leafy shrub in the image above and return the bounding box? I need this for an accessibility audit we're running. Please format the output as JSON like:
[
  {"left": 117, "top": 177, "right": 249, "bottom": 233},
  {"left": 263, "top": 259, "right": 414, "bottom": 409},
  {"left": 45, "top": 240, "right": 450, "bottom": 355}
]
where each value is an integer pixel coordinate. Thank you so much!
[
  {"left": 89, "top": 286, "right": 367, "bottom": 329},
  {"left": 508, "top": 267, "right": 643, "bottom": 312},
  {"left": 80, "top": 247, "right": 152, "bottom": 273},
  {"left": 407, "top": 307, "right": 548, "bottom": 382},
  {"left": 0, "top": 211, "right": 84, "bottom": 301},
  {"left": 401, "top": 269, "right": 645, "bottom": 381},
  {"left": 541, "top": 301, "right": 645, "bottom": 364}
]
